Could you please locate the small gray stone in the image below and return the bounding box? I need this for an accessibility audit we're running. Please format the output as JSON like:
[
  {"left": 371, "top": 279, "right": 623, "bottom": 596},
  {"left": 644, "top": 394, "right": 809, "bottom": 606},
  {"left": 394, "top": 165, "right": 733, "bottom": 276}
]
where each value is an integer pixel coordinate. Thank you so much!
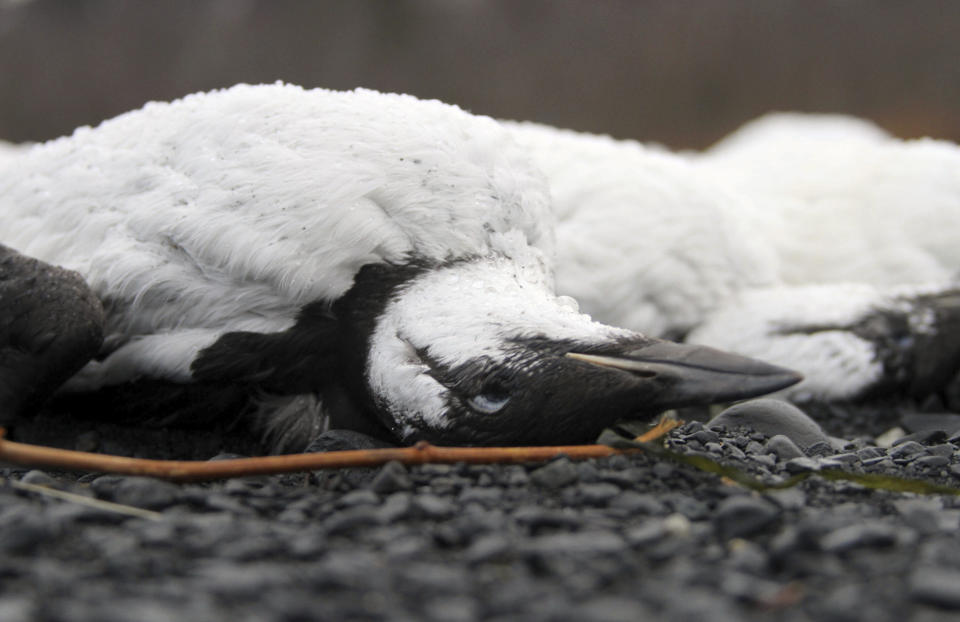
[
  {"left": 805, "top": 440, "right": 834, "bottom": 457},
  {"left": 766, "top": 435, "right": 805, "bottom": 461},
  {"left": 523, "top": 531, "right": 626, "bottom": 557},
  {"left": 856, "top": 446, "right": 886, "bottom": 460},
  {"left": 888, "top": 440, "right": 927, "bottom": 460},
  {"left": 713, "top": 495, "right": 780, "bottom": 539},
  {"left": 689, "top": 429, "right": 721, "bottom": 444},
  {"left": 323, "top": 506, "right": 382, "bottom": 535},
  {"left": 369, "top": 461, "right": 413, "bottom": 494},
  {"left": 624, "top": 520, "right": 670, "bottom": 547},
  {"left": 530, "top": 458, "right": 578, "bottom": 488},
  {"left": 19, "top": 470, "right": 59, "bottom": 487},
  {"left": 91, "top": 475, "right": 181, "bottom": 510},
  {"left": 413, "top": 493, "right": 455, "bottom": 519},
  {"left": 377, "top": 493, "right": 413, "bottom": 523},
  {"left": 708, "top": 398, "right": 831, "bottom": 449},
  {"left": 915, "top": 455, "right": 950, "bottom": 468},
  {"left": 927, "top": 443, "right": 956, "bottom": 457},
  {"left": 338, "top": 489, "right": 380, "bottom": 507},
  {"left": 820, "top": 521, "right": 900, "bottom": 552},
  {"left": 577, "top": 482, "right": 622, "bottom": 505},
  {"left": 465, "top": 534, "right": 511, "bottom": 563},
  {"left": 910, "top": 567, "right": 960, "bottom": 609},
  {"left": 784, "top": 457, "right": 820, "bottom": 473},
  {"left": 576, "top": 461, "right": 601, "bottom": 482},
  {"left": 751, "top": 453, "right": 777, "bottom": 468},
  {"left": 609, "top": 491, "right": 667, "bottom": 515},
  {"left": 457, "top": 487, "right": 503, "bottom": 506}
]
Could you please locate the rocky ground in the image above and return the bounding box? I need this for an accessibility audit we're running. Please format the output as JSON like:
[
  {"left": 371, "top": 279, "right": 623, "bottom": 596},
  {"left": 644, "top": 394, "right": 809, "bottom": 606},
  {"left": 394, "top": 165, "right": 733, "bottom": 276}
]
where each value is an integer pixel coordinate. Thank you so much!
[{"left": 4, "top": 399, "right": 960, "bottom": 622}]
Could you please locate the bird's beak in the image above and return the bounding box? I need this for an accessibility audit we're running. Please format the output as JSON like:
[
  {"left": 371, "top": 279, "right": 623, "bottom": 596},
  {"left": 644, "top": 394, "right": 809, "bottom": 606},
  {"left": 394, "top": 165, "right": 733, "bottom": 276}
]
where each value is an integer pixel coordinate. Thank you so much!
[{"left": 566, "top": 340, "right": 802, "bottom": 411}]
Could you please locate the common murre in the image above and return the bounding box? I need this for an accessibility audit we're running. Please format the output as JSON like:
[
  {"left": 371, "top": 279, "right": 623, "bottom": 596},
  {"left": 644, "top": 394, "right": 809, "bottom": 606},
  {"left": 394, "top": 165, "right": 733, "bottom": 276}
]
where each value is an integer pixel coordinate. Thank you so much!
[
  {"left": 505, "top": 114, "right": 960, "bottom": 405},
  {"left": 0, "top": 83, "right": 800, "bottom": 450}
]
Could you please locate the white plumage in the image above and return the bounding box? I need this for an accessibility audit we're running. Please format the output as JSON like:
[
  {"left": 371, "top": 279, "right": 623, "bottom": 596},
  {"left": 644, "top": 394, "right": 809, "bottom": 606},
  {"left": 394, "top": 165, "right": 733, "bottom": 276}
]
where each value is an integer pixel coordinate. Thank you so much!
[
  {"left": 2, "top": 84, "right": 552, "bottom": 389},
  {"left": 508, "top": 113, "right": 960, "bottom": 402}
]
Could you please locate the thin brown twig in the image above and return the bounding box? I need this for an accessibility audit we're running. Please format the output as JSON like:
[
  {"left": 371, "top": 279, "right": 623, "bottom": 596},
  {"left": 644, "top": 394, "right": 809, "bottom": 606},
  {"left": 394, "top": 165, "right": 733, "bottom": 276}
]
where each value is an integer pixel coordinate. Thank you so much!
[{"left": 0, "top": 418, "right": 680, "bottom": 483}]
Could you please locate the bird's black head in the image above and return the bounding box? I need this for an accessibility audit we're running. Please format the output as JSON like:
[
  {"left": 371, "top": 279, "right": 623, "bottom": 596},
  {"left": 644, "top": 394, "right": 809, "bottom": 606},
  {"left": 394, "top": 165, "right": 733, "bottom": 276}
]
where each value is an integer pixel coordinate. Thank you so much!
[{"left": 335, "top": 254, "right": 801, "bottom": 446}]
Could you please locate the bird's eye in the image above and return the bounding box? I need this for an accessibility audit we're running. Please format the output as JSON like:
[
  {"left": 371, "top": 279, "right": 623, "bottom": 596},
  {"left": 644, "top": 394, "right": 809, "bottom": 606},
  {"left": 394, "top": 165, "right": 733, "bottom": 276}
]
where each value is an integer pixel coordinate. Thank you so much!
[{"left": 467, "top": 391, "right": 511, "bottom": 414}]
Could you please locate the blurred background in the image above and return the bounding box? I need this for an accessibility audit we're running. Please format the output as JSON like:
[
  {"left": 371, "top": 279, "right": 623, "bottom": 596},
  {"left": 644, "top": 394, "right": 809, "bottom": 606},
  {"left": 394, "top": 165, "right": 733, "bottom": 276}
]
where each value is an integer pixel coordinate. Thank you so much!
[{"left": 1, "top": 0, "right": 958, "bottom": 149}]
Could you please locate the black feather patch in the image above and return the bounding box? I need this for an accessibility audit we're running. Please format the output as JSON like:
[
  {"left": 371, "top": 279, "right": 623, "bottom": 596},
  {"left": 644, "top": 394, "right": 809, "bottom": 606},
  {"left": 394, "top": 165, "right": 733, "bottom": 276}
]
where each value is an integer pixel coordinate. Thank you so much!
[{"left": 191, "top": 302, "right": 340, "bottom": 395}]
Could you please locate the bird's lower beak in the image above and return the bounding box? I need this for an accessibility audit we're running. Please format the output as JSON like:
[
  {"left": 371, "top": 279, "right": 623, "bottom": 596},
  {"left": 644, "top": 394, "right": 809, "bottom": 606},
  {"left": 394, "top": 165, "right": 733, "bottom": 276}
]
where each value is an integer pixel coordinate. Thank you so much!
[{"left": 566, "top": 340, "right": 802, "bottom": 412}]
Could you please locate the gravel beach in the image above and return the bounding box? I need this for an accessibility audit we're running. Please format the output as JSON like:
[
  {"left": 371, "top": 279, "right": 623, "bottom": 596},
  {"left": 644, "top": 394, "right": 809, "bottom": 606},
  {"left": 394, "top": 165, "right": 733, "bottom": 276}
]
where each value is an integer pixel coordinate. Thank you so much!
[{"left": 4, "top": 401, "right": 960, "bottom": 622}]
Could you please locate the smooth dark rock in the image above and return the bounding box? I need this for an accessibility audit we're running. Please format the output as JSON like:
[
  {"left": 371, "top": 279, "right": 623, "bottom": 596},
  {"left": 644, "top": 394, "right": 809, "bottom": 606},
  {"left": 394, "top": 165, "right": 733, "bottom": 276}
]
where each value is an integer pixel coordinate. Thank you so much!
[
  {"left": 577, "top": 482, "right": 622, "bottom": 505},
  {"left": 915, "top": 455, "right": 950, "bottom": 468},
  {"left": 901, "top": 412, "right": 960, "bottom": 435},
  {"left": 713, "top": 495, "right": 780, "bottom": 539},
  {"left": 708, "top": 398, "right": 831, "bottom": 449},
  {"left": 370, "top": 460, "right": 413, "bottom": 494},
  {"left": 888, "top": 441, "right": 928, "bottom": 459},
  {"left": 820, "top": 522, "right": 901, "bottom": 552},
  {"left": 90, "top": 475, "right": 182, "bottom": 510},
  {"left": 413, "top": 493, "right": 455, "bottom": 519},
  {"left": 530, "top": 457, "right": 578, "bottom": 489},
  {"left": 909, "top": 567, "right": 960, "bottom": 609},
  {"left": 608, "top": 491, "right": 667, "bottom": 515},
  {"left": 784, "top": 457, "right": 821, "bottom": 473},
  {"left": 522, "top": 531, "right": 625, "bottom": 557},
  {"left": 18, "top": 470, "right": 60, "bottom": 487},
  {"left": 766, "top": 435, "right": 805, "bottom": 461}
]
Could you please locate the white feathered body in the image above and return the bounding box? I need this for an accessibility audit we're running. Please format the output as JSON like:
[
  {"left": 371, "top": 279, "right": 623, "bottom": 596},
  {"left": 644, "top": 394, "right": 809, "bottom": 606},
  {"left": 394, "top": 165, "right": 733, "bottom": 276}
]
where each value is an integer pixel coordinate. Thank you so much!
[{"left": 0, "top": 84, "right": 555, "bottom": 387}]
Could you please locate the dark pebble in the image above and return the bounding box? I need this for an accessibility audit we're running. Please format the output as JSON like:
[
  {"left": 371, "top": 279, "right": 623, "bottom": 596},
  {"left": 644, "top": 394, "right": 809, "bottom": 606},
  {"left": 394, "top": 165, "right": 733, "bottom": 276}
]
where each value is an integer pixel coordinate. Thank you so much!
[
  {"left": 893, "top": 429, "right": 948, "bottom": 446},
  {"left": 530, "top": 458, "right": 578, "bottom": 488},
  {"left": 19, "top": 470, "right": 60, "bottom": 487},
  {"left": 577, "top": 482, "right": 622, "bottom": 505},
  {"left": 377, "top": 492, "right": 413, "bottom": 524},
  {"left": 576, "top": 461, "right": 601, "bottom": 482},
  {"left": 608, "top": 491, "right": 667, "bottom": 515},
  {"left": 666, "top": 495, "right": 710, "bottom": 521},
  {"left": 465, "top": 534, "right": 511, "bottom": 563},
  {"left": 457, "top": 486, "right": 504, "bottom": 507},
  {"left": 915, "top": 455, "right": 950, "bottom": 468},
  {"left": 513, "top": 505, "right": 582, "bottom": 530},
  {"left": 323, "top": 506, "right": 382, "bottom": 535},
  {"left": 0, "top": 520, "right": 53, "bottom": 554},
  {"left": 805, "top": 440, "right": 834, "bottom": 457},
  {"left": 909, "top": 567, "right": 960, "bottom": 609},
  {"left": 414, "top": 494, "right": 455, "bottom": 519},
  {"left": 522, "top": 531, "right": 626, "bottom": 557},
  {"left": 90, "top": 475, "right": 182, "bottom": 510},
  {"left": 856, "top": 446, "right": 886, "bottom": 460},
  {"left": 766, "top": 435, "right": 805, "bottom": 461},
  {"left": 625, "top": 520, "right": 670, "bottom": 547},
  {"left": 338, "top": 489, "right": 381, "bottom": 507},
  {"left": 820, "top": 522, "right": 901, "bottom": 552},
  {"left": 689, "top": 429, "right": 721, "bottom": 444},
  {"left": 370, "top": 460, "right": 413, "bottom": 494},
  {"left": 927, "top": 443, "right": 956, "bottom": 458},
  {"left": 713, "top": 495, "right": 780, "bottom": 539},
  {"left": 784, "top": 457, "right": 820, "bottom": 473},
  {"left": 902, "top": 412, "right": 960, "bottom": 435},
  {"left": 888, "top": 441, "right": 927, "bottom": 460}
]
